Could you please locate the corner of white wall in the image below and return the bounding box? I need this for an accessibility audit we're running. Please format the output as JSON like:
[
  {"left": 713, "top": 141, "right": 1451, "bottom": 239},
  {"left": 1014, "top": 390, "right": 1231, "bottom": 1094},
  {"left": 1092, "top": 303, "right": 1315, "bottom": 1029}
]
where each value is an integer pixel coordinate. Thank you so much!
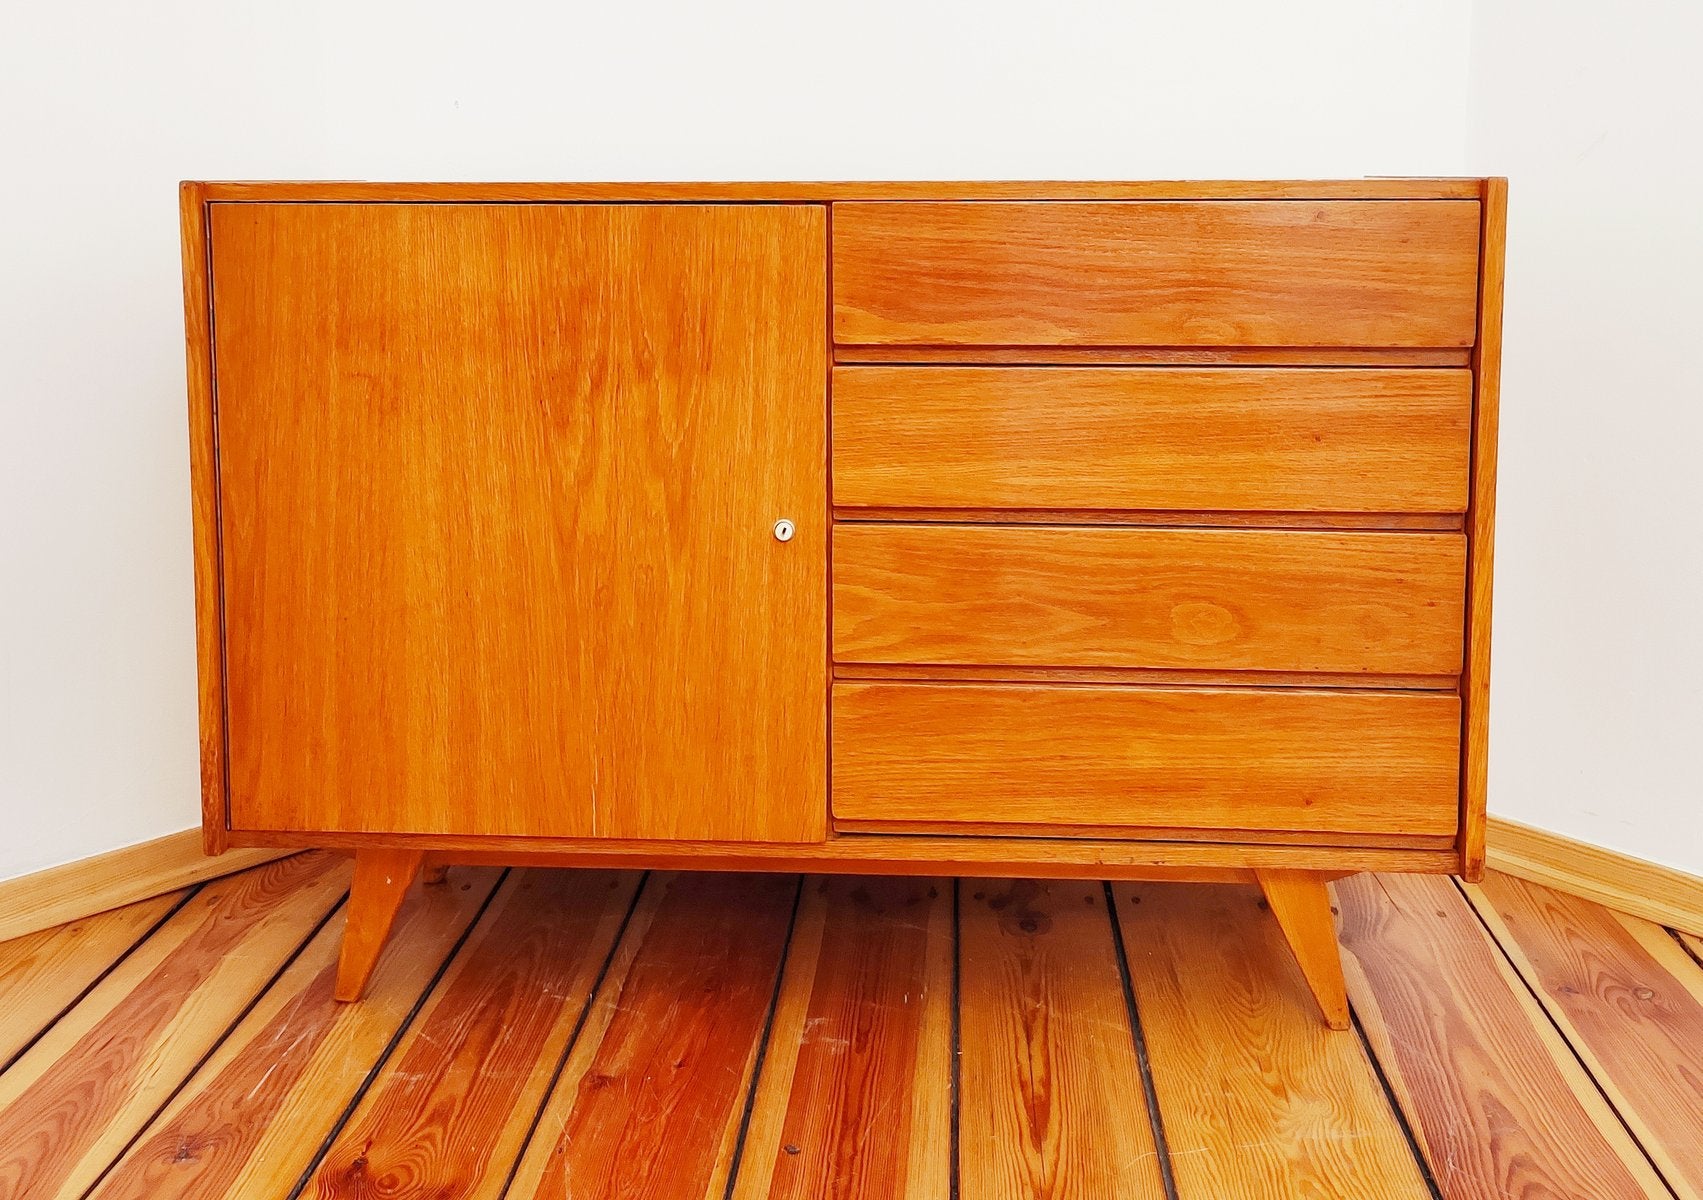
[{"left": 1469, "top": 0, "right": 1703, "bottom": 874}]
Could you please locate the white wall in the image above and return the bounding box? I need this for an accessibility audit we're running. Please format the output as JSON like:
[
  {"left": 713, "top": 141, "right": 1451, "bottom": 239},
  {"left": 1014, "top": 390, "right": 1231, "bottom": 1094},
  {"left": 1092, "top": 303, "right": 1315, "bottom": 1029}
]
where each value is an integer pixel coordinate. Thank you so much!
[
  {"left": 1469, "top": 0, "right": 1703, "bottom": 872},
  {"left": 1, "top": 0, "right": 1694, "bottom": 881}
]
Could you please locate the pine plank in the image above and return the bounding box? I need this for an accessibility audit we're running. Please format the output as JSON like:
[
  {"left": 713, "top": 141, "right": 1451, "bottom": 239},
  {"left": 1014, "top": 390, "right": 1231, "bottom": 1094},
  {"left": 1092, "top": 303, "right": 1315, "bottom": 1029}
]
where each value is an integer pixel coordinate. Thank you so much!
[
  {"left": 958, "top": 879, "right": 1168, "bottom": 1200},
  {"left": 87, "top": 867, "right": 503, "bottom": 1199},
  {"left": 1114, "top": 882, "right": 1430, "bottom": 1198},
  {"left": 505, "top": 872, "right": 800, "bottom": 1200},
  {"left": 0, "top": 852, "right": 348, "bottom": 1200},
  {"left": 0, "top": 830, "right": 291, "bottom": 943},
  {"left": 1335, "top": 872, "right": 1670, "bottom": 1199},
  {"left": 1485, "top": 817, "right": 1703, "bottom": 936},
  {"left": 1466, "top": 872, "right": 1703, "bottom": 1199},
  {"left": 0, "top": 890, "right": 185, "bottom": 1069},
  {"left": 307, "top": 868, "right": 643, "bottom": 1199},
  {"left": 732, "top": 876, "right": 953, "bottom": 1200}
]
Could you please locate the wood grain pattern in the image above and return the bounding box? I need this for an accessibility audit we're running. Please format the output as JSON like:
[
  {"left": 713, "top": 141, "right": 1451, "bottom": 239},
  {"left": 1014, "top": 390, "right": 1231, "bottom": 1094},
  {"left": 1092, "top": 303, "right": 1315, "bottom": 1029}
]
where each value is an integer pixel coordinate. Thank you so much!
[
  {"left": 1115, "top": 882, "right": 1430, "bottom": 1197},
  {"left": 0, "top": 830, "right": 290, "bottom": 945},
  {"left": 13, "top": 846, "right": 1699, "bottom": 1198},
  {"left": 188, "top": 182, "right": 1499, "bottom": 891},
  {"left": 832, "top": 683, "right": 1461, "bottom": 837},
  {"left": 959, "top": 879, "right": 1168, "bottom": 1199},
  {"left": 210, "top": 202, "right": 826, "bottom": 842},
  {"left": 833, "top": 524, "right": 1466, "bottom": 675},
  {"left": 235, "top": 829, "right": 1461, "bottom": 878},
  {"left": 731, "top": 876, "right": 952, "bottom": 1200},
  {"left": 88, "top": 867, "right": 502, "bottom": 1200},
  {"left": 334, "top": 848, "right": 423, "bottom": 1001},
  {"left": 832, "top": 367, "right": 1473, "bottom": 514},
  {"left": 0, "top": 891, "right": 184, "bottom": 1069},
  {"left": 200, "top": 179, "right": 1487, "bottom": 202},
  {"left": 308, "top": 868, "right": 641, "bottom": 1199},
  {"left": 1255, "top": 869, "right": 1350, "bottom": 1029},
  {"left": 1488, "top": 815, "right": 1703, "bottom": 935},
  {"left": 1335, "top": 872, "right": 1669, "bottom": 1199},
  {"left": 1461, "top": 178, "right": 1507, "bottom": 880},
  {"left": 0, "top": 853, "right": 348, "bottom": 1200},
  {"left": 833, "top": 201, "right": 1482, "bottom": 348},
  {"left": 180, "top": 182, "right": 227, "bottom": 854},
  {"left": 504, "top": 872, "right": 799, "bottom": 1200},
  {"left": 1467, "top": 872, "right": 1703, "bottom": 1198}
]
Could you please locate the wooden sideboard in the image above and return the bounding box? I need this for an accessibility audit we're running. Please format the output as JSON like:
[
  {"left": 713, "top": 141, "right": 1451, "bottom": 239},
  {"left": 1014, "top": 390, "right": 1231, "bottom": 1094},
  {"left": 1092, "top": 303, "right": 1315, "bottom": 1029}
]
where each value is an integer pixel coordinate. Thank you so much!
[{"left": 180, "top": 179, "right": 1505, "bottom": 1027}]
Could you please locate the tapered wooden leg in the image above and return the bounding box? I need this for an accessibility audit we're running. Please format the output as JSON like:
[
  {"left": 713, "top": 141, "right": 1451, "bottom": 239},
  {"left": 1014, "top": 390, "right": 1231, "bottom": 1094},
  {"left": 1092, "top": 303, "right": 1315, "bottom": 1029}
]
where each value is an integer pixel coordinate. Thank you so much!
[
  {"left": 1256, "top": 868, "right": 1351, "bottom": 1030},
  {"left": 335, "top": 849, "right": 425, "bottom": 1002}
]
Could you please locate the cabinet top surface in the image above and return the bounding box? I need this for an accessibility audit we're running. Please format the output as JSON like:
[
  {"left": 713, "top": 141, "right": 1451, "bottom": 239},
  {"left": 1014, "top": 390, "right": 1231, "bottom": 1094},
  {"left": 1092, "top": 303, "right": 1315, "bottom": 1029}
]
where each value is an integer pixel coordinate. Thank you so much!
[{"left": 188, "top": 178, "right": 1495, "bottom": 203}]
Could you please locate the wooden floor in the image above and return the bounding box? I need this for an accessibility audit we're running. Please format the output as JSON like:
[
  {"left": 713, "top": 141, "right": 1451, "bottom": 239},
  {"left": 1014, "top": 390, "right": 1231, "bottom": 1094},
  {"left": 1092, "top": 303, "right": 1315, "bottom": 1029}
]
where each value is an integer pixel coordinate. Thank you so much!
[{"left": 1, "top": 856, "right": 1700, "bottom": 1199}]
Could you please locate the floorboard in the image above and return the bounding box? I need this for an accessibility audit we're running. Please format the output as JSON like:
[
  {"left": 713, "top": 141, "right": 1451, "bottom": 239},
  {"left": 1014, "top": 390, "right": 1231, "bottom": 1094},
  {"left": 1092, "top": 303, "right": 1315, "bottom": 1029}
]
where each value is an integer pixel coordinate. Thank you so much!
[
  {"left": 0, "top": 857, "right": 1698, "bottom": 1200},
  {"left": 1334, "top": 871, "right": 1672, "bottom": 1199},
  {"left": 0, "top": 852, "right": 348, "bottom": 1200},
  {"left": 306, "top": 868, "right": 642, "bottom": 1200},
  {"left": 0, "top": 889, "right": 187, "bottom": 1070},
  {"left": 1115, "top": 882, "right": 1432, "bottom": 1199},
  {"left": 86, "top": 867, "right": 503, "bottom": 1200},
  {"left": 958, "top": 878, "right": 1169, "bottom": 1200},
  {"left": 503, "top": 871, "right": 800, "bottom": 1200},
  {"left": 731, "top": 875, "right": 954, "bottom": 1200},
  {"left": 1466, "top": 872, "right": 1703, "bottom": 1200}
]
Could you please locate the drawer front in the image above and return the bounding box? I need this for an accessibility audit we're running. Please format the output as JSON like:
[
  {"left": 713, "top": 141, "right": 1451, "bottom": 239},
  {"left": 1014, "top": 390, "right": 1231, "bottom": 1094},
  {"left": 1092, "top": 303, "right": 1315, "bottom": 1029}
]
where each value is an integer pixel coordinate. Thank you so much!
[
  {"left": 832, "top": 201, "right": 1481, "bottom": 348},
  {"left": 833, "top": 367, "right": 1472, "bottom": 514},
  {"left": 833, "top": 525, "right": 1466, "bottom": 676},
  {"left": 832, "top": 683, "right": 1462, "bottom": 838}
]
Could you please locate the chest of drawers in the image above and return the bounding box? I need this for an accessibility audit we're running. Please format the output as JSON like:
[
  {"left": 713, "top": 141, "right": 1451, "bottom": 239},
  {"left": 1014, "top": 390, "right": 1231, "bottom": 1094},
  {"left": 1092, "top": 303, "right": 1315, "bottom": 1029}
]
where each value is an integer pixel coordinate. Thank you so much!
[{"left": 181, "top": 179, "right": 1504, "bottom": 1026}]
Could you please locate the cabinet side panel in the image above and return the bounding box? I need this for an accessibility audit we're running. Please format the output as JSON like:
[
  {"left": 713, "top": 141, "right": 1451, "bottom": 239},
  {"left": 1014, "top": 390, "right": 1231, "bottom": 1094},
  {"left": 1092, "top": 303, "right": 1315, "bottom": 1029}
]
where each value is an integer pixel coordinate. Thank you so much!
[
  {"left": 1462, "top": 179, "right": 1507, "bottom": 879},
  {"left": 180, "top": 182, "right": 227, "bottom": 854}
]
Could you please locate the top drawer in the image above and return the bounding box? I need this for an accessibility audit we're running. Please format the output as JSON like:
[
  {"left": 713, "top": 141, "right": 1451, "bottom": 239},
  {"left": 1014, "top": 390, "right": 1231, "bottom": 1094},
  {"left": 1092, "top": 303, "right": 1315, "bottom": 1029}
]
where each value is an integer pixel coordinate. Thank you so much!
[{"left": 832, "top": 201, "right": 1482, "bottom": 349}]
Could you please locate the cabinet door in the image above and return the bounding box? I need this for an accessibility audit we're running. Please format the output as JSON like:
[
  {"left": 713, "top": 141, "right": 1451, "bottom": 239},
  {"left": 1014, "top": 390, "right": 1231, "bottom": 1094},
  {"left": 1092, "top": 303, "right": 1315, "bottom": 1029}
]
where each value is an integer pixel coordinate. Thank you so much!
[{"left": 210, "top": 203, "right": 827, "bottom": 841}]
